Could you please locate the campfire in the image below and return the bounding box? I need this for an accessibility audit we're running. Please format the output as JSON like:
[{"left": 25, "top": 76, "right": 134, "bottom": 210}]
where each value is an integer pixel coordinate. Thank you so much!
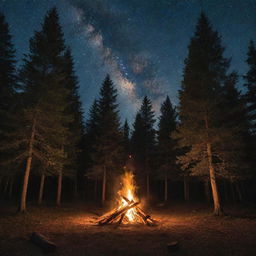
[{"left": 98, "top": 172, "right": 157, "bottom": 226}]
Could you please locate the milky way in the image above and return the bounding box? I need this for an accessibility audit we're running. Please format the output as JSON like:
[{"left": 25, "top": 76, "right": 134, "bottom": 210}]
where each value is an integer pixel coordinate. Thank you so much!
[{"left": 1, "top": 0, "right": 256, "bottom": 124}]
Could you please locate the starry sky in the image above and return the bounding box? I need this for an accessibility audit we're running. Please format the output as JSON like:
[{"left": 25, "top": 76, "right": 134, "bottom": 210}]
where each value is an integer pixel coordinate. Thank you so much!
[{"left": 1, "top": 0, "right": 256, "bottom": 124}]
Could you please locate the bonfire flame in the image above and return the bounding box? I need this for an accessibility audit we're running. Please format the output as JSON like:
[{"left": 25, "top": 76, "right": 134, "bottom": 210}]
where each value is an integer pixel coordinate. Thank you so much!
[
  {"left": 118, "top": 172, "right": 139, "bottom": 223},
  {"left": 98, "top": 171, "right": 157, "bottom": 226}
]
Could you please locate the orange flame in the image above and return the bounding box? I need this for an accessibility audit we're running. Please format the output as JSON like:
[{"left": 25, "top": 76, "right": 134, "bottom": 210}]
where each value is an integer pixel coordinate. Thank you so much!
[{"left": 118, "top": 172, "right": 139, "bottom": 223}]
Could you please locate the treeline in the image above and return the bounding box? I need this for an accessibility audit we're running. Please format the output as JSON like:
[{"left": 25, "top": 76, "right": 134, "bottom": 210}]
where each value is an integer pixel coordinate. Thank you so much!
[{"left": 0, "top": 9, "right": 256, "bottom": 215}]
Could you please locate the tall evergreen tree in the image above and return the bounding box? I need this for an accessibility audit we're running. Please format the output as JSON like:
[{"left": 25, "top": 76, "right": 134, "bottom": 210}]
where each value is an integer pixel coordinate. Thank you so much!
[
  {"left": 131, "top": 112, "right": 144, "bottom": 168},
  {"left": 244, "top": 40, "right": 256, "bottom": 134},
  {"left": 0, "top": 13, "right": 17, "bottom": 191},
  {"left": 131, "top": 96, "right": 155, "bottom": 199},
  {"left": 219, "top": 72, "right": 251, "bottom": 199},
  {"left": 62, "top": 48, "right": 84, "bottom": 199},
  {"left": 244, "top": 41, "right": 256, "bottom": 178},
  {"left": 84, "top": 99, "right": 100, "bottom": 198},
  {"left": 90, "top": 75, "right": 123, "bottom": 204},
  {"left": 85, "top": 99, "right": 100, "bottom": 149},
  {"left": 122, "top": 119, "right": 130, "bottom": 157},
  {"left": 175, "top": 13, "right": 230, "bottom": 215},
  {"left": 157, "top": 96, "right": 178, "bottom": 202},
  {"left": 17, "top": 7, "right": 70, "bottom": 211}
]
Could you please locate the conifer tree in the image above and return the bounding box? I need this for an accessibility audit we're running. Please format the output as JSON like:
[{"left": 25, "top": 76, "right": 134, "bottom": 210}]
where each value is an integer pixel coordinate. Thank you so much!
[
  {"left": 84, "top": 99, "right": 100, "bottom": 198},
  {"left": 85, "top": 99, "right": 100, "bottom": 151},
  {"left": 131, "top": 113, "right": 144, "bottom": 168},
  {"left": 0, "top": 13, "right": 17, "bottom": 193},
  {"left": 244, "top": 40, "right": 256, "bottom": 134},
  {"left": 90, "top": 75, "right": 123, "bottom": 204},
  {"left": 157, "top": 96, "right": 178, "bottom": 202},
  {"left": 17, "top": 8, "right": 70, "bottom": 211},
  {"left": 244, "top": 41, "right": 256, "bottom": 175},
  {"left": 219, "top": 72, "right": 251, "bottom": 200},
  {"left": 175, "top": 13, "right": 229, "bottom": 215},
  {"left": 131, "top": 96, "right": 155, "bottom": 199},
  {"left": 62, "top": 48, "right": 84, "bottom": 199},
  {"left": 122, "top": 119, "right": 130, "bottom": 157}
]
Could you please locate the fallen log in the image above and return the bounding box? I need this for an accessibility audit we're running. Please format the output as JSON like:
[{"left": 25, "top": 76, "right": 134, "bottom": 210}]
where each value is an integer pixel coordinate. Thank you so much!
[
  {"left": 30, "top": 232, "right": 56, "bottom": 253},
  {"left": 167, "top": 241, "right": 179, "bottom": 253},
  {"left": 99, "top": 201, "right": 139, "bottom": 225}
]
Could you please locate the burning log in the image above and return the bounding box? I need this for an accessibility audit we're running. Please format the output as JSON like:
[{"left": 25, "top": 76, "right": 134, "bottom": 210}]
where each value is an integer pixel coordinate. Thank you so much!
[
  {"left": 98, "top": 171, "right": 157, "bottom": 226},
  {"left": 121, "top": 195, "right": 157, "bottom": 226},
  {"left": 99, "top": 201, "right": 139, "bottom": 225}
]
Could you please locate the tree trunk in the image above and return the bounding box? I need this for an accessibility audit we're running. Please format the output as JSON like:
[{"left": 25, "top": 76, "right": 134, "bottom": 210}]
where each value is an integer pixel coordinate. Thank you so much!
[
  {"left": 38, "top": 173, "right": 45, "bottom": 205},
  {"left": 102, "top": 166, "right": 106, "bottom": 204},
  {"left": 146, "top": 174, "right": 150, "bottom": 200},
  {"left": 204, "top": 178, "right": 211, "bottom": 203},
  {"left": 8, "top": 178, "right": 13, "bottom": 199},
  {"left": 240, "top": 182, "right": 247, "bottom": 200},
  {"left": 20, "top": 119, "right": 36, "bottom": 212},
  {"left": 204, "top": 113, "right": 223, "bottom": 215},
  {"left": 235, "top": 182, "right": 243, "bottom": 201},
  {"left": 73, "top": 174, "right": 78, "bottom": 200},
  {"left": 94, "top": 179, "right": 98, "bottom": 200},
  {"left": 164, "top": 176, "right": 168, "bottom": 202},
  {"left": 230, "top": 182, "right": 236, "bottom": 202},
  {"left": 184, "top": 175, "right": 189, "bottom": 201},
  {"left": 206, "top": 142, "right": 223, "bottom": 215},
  {"left": 3, "top": 177, "right": 9, "bottom": 198},
  {"left": 56, "top": 171, "right": 62, "bottom": 206},
  {"left": 224, "top": 180, "right": 229, "bottom": 202}
]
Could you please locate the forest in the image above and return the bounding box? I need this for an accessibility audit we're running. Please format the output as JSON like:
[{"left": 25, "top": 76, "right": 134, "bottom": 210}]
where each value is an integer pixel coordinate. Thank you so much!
[{"left": 0, "top": 5, "right": 256, "bottom": 256}]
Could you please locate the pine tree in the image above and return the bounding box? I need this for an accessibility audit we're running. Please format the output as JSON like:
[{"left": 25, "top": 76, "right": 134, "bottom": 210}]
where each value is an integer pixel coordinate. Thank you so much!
[
  {"left": 62, "top": 48, "right": 84, "bottom": 199},
  {"left": 90, "top": 75, "right": 123, "bottom": 204},
  {"left": 131, "top": 113, "right": 144, "bottom": 168},
  {"left": 219, "top": 72, "right": 251, "bottom": 200},
  {"left": 0, "top": 13, "right": 17, "bottom": 193},
  {"left": 85, "top": 99, "right": 100, "bottom": 149},
  {"left": 122, "top": 119, "right": 130, "bottom": 157},
  {"left": 157, "top": 96, "right": 178, "bottom": 202},
  {"left": 131, "top": 96, "right": 155, "bottom": 199},
  {"left": 175, "top": 13, "right": 230, "bottom": 215},
  {"left": 17, "top": 7, "right": 70, "bottom": 211},
  {"left": 244, "top": 40, "right": 256, "bottom": 134},
  {"left": 244, "top": 41, "right": 256, "bottom": 176},
  {"left": 84, "top": 99, "right": 100, "bottom": 198}
]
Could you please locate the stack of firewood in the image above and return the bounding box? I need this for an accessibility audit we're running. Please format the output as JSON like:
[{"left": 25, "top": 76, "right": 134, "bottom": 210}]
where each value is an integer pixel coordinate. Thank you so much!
[{"left": 98, "top": 196, "right": 157, "bottom": 226}]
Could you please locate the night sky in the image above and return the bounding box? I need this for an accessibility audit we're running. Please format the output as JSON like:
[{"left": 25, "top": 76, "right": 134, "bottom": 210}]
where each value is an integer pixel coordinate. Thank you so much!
[{"left": 1, "top": 0, "right": 256, "bottom": 123}]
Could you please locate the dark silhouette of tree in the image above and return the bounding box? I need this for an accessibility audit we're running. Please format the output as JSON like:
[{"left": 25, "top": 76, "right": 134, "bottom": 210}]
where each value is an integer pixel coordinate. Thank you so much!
[
  {"left": 244, "top": 41, "right": 256, "bottom": 179},
  {"left": 0, "top": 13, "right": 17, "bottom": 196},
  {"left": 62, "top": 48, "right": 84, "bottom": 200},
  {"left": 157, "top": 96, "right": 178, "bottom": 202},
  {"left": 18, "top": 8, "right": 71, "bottom": 211},
  {"left": 90, "top": 75, "right": 123, "bottom": 204},
  {"left": 219, "top": 72, "right": 252, "bottom": 201},
  {"left": 122, "top": 119, "right": 130, "bottom": 158},
  {"left": 84, "top": 99, "right": 100, "bottom": 197},
  {"left": 244, "top": 40, "right": 256, "bottom": 134},
  {"left": 175, "top": 13, "right": 230, "bottom": 215},
  {"left": 131, "top": 96, "right": 155, "bottom": 199}
]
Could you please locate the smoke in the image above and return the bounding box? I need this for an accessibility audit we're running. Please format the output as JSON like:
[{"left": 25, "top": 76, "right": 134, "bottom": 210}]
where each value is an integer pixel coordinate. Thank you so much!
[{"left": 68, "top": 0, "right": 168, "bottom": 116}]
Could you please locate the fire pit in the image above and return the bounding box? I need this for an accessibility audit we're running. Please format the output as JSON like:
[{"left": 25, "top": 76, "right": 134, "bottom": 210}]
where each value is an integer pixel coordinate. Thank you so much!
[{"left": 98, "top": 172, "right": 157, "bottom": 226}]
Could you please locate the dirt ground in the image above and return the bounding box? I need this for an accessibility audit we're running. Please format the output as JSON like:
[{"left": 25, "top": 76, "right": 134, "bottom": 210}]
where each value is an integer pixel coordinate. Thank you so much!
[{"left": 0, "top": 203, "right": 256, "bottom": 256}]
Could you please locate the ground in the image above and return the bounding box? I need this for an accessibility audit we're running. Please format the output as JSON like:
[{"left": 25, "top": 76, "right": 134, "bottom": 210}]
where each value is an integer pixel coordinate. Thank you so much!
[{"left": 0, "top": 203, "right": 256, "bottom": 256}]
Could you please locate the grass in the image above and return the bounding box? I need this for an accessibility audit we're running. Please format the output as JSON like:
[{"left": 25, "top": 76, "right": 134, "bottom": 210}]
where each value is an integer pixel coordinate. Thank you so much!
[{"left": 0, "top": 202, "right": 256, "bottom": 256}]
